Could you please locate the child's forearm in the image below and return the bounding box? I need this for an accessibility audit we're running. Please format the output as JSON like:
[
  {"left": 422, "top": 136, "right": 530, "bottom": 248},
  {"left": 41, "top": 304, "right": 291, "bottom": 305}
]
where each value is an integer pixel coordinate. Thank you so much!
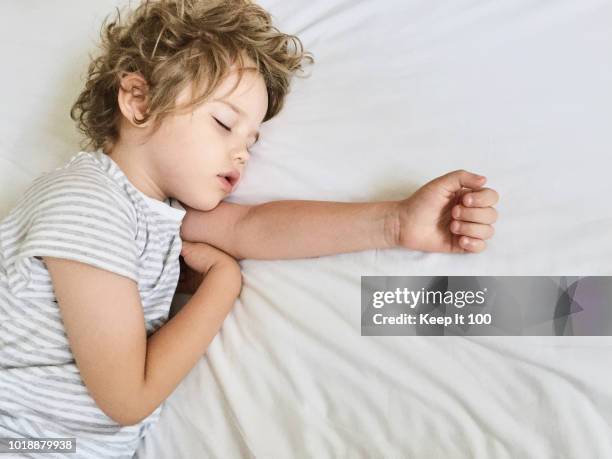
[
  {"left": 180, "top": 200, "right": 400, "bottom": 260},
  {"left": 130, "top": 262, "right": 241, "bottom": 425},
  {"left": 234, "top": 200, "right": 400, "bottom": 260}
]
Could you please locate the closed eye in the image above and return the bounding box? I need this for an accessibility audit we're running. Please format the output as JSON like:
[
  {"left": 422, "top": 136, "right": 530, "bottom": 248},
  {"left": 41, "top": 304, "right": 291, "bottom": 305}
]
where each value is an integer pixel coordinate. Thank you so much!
[
  {"left": 213, "top": 116, "right": 254, "bottom": 156},
  {"left": 213, "top": 117, "right": 231, "bottom": 132}
]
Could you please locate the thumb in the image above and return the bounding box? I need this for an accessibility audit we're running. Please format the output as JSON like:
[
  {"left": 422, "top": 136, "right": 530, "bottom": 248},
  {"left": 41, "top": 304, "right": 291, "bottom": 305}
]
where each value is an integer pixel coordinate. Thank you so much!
[
  {"left": 180, "top": 240, "right": 191, "bottom": 256},
  {"left": 434, "top": 169, "right": 486, "bottom": 193}
]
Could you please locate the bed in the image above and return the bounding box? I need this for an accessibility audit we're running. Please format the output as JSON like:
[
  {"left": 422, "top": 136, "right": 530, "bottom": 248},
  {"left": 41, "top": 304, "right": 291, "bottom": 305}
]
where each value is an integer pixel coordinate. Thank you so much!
[{"left": 1, "top": 0, "right": 611, "bottom": 457}]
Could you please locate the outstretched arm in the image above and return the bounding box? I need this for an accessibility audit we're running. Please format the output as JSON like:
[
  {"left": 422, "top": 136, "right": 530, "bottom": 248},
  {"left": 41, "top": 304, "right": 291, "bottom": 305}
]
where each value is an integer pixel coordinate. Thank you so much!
[
  {"left": 179, "top": 200, "right": 399, "bottom": 260},
  {"left": 179, "top": 170, "right": 499, "bottom": 261}
]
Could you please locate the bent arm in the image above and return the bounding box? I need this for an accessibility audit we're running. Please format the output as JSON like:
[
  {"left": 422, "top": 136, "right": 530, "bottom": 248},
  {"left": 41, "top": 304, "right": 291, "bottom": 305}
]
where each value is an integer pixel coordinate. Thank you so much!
[
  {"left": 180, "top": 200, "right": 400, "bottom": 260},
  {"left": 136, "top": 261, "right": 241, "bottom": 424},
  {"left": 45, "top": 256, "right": 241, "bottom": 427}
]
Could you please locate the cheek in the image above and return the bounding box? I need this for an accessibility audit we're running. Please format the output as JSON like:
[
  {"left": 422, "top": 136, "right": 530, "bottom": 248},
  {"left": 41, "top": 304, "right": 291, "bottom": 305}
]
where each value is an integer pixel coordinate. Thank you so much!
[
  {"left": 156, "top": 125, "right": 223, "bottom": 182},
  {"left": 160, "top": 116, "right": 208, "bottom": 155}
]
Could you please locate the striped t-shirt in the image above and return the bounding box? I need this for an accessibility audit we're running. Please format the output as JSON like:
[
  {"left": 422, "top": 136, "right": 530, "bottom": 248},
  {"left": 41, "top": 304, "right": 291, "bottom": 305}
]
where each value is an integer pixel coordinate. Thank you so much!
[{"left": 0, "top": 150, "right": 186, "bottom": 458}]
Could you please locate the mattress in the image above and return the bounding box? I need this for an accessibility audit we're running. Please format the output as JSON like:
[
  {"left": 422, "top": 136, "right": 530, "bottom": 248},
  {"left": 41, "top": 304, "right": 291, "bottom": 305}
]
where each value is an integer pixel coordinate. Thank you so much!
[{"left": 1, "top": 0, "right": 611, "bottom": 457}]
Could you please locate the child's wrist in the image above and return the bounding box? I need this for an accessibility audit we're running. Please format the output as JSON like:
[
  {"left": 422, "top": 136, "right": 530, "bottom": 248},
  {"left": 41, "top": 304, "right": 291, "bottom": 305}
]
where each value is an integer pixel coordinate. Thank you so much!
[
  {"left": 207, "top": 261, "right": 242, "bottom": 293},
  {"left": 383, "top": 201, "right": 402, "bottom": 249}
]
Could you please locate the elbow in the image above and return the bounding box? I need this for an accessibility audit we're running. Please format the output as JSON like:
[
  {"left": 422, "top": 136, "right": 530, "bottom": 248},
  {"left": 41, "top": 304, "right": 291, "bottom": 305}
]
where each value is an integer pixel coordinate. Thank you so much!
[
  {"left": 114, "top": 397, "right": 157, "bottom": 427},
  {"left": 103, "top": 406, "right": 142, "bottom": 428},
  {"left": 113, "top": 396, "right": 161, "bottom": 428},
  {"left": 116, "top": 416, "right": 144, "bottom": 428},
  {"left": 110, "top": 409, "right": 148, "bottom": 428},
  {"left": 97, "top": 396, "right": 148, "bottom": 428}
]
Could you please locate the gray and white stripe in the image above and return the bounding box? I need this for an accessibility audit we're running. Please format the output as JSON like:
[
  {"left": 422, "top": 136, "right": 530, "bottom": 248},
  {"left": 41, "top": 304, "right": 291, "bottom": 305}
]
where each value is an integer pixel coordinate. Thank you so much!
[{"left": 0, "top": 151, "right": 186, "bottom": 458}]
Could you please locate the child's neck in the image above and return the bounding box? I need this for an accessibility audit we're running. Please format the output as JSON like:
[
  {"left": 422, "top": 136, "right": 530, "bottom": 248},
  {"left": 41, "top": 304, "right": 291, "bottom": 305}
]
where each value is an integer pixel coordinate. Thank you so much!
[{"left": 104, "top": 144, "right": 168, "bottom": 203}]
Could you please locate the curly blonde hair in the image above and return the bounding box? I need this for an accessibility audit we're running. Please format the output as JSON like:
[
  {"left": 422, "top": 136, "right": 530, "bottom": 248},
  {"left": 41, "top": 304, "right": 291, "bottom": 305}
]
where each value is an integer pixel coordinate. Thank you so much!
[{"left": 70, "top": 0, "right": 314, "bottom": 152}]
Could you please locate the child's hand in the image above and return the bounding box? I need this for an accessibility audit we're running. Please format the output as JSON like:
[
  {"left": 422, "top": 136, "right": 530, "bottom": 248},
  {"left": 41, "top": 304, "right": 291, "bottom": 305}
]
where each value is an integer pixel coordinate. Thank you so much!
[
  {"left": 395, "top": 170, "right": 499, "bottom": 253},
  {"left": 177, "top": 241, "right": 240, "bottom": 295}
]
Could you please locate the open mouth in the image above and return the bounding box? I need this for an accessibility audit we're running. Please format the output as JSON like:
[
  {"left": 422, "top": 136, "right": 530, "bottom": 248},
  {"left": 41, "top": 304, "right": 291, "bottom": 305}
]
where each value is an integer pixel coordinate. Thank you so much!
[
  {"left": 221, "top": 175, "right": 237, "bottom": 187},
  {"left": 217, "top": 170, "right": 240, "bottom": 190},
  {"left": 217, "top": 174, "right": 237, "bottom": 191}
]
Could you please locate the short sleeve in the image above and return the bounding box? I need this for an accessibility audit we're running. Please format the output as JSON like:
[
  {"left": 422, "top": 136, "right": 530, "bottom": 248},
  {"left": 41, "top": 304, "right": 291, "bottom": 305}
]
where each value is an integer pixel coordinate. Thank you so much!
[{"left": 0, "top": 171, "right": 139, "bottom": 296}]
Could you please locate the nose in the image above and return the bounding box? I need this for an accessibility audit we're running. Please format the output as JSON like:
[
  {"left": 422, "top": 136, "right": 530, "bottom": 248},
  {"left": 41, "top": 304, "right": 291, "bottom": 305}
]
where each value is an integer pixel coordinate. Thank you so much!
[{"left": 232, "top": 147, "right": 250, "bottom": 165}]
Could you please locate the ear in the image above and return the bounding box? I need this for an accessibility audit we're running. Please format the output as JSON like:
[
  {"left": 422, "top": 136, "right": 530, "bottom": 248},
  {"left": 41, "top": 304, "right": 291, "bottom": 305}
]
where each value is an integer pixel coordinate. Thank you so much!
[{"left": 117, "top": 72, "right": 151, "bottom": 127}]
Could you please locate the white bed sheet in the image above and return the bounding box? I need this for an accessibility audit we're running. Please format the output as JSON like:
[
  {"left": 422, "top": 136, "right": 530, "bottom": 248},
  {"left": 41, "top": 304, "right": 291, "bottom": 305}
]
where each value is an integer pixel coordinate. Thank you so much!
[{"left": 1, "top": 0, "right": 611, "bottom": 458}]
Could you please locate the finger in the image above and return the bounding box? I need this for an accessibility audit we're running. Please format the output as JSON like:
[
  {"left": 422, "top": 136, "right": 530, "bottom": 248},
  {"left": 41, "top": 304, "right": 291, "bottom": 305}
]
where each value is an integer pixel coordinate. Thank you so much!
[
  {"left": 450, "top": 220, "right": 495, "bottom": 240},
  {"left": 461, "top": 188, "right": 499, "bottom": 207},
  {"left": 452, "top": 205, "right": 498, "bottom": 224},
  {"left": 181, "top": 240, "right": 213, "bottom": 256},
  {"left": 180, "top": 241, "right": 191, "bottom": 256},
  {"left": 435, "top": 169, "right": 487, "bottom": 194},
  {"left": 457, "top": 236, "right": 487, "bottom": 253},
  {"left": 454, "top": 188, "right": 472, "bottom": 201}
]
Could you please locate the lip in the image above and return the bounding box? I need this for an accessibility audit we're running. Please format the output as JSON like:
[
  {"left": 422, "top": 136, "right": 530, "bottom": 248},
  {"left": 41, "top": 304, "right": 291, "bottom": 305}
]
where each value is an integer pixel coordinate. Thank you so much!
[
  {"left": 217, "top": 169, "right": 240, "bottom": 192},
  {"left": 217, "top": 175, "right": 233, "bottom": 192}
]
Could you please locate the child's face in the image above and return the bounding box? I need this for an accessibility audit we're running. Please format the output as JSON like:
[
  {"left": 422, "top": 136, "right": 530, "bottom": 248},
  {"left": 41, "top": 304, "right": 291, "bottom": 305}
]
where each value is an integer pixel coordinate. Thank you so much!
[{"left": 144, "top": 61, "right": 268, "bottom": 210}]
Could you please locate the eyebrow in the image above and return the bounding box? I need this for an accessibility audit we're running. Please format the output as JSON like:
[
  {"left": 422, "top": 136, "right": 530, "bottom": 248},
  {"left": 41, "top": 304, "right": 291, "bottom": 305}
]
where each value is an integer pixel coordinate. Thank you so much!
[{"left": 214, "top": 99, "right": 260, "bottom": 144}]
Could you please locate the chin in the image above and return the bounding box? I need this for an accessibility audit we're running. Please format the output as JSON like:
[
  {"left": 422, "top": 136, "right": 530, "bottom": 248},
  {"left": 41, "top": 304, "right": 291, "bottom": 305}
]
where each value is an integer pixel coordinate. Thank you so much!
[
  {"left": 205, "top": 195, "right": 224, "bottom": 211},
  {"left": 183, "top": 194, "right": 222, "bottom": 212},
  {"left": 206, "top": 201, "right": 222, "bottom": 211}
]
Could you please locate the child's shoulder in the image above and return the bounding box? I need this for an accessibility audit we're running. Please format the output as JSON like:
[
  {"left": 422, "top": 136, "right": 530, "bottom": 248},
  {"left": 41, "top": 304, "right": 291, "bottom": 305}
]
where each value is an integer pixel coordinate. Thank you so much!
[
  {"left": 31, "top": 150, "right": 117, "bottom": 188},
  {"left": 47, "top": 150, "right": 121, "bottom": 188},
  {"left": 17, "top": 151, "right": 137, "bottom": 221}
]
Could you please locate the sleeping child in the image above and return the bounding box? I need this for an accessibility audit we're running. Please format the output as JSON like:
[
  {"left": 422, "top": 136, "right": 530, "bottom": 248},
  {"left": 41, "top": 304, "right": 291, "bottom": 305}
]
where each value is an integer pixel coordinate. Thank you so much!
[{"left": 0, "top": 0, "right": 499, "bottom": 457}]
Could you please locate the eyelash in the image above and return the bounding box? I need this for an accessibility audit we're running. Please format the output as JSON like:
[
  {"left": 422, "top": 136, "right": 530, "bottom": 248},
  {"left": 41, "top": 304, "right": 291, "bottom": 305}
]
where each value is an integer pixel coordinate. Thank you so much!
[
  {"left": 213, "top": 117, "right": 231, "bottom": 132},
  {"left": 213, "top": 117, "right": 253, "bottom": 154}
]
